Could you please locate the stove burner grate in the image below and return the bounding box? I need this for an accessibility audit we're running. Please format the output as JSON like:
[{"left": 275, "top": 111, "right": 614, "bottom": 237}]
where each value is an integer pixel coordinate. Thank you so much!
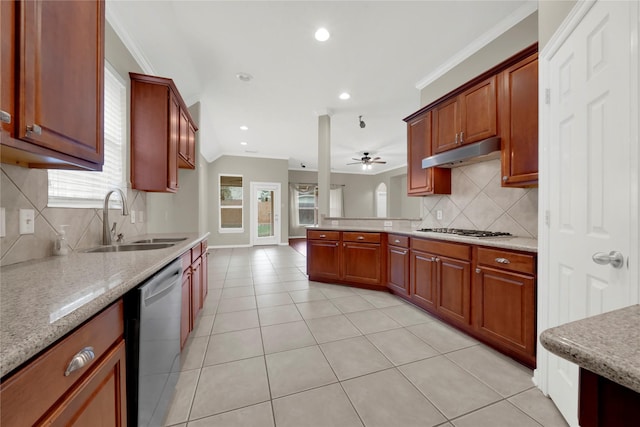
[{"left": 417, "top": 228, "right": 512, "bottom": 238}]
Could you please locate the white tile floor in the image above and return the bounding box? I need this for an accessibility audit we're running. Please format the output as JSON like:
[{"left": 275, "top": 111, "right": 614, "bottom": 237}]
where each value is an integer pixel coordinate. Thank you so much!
[{"left": 165, "top": 246, "right": 568, "bottom": 427}]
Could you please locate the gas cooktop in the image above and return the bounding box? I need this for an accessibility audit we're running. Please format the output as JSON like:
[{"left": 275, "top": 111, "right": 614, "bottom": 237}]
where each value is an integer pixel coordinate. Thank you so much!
[{"left": 416, "top": 228, "right": 512, "bottom": 238}]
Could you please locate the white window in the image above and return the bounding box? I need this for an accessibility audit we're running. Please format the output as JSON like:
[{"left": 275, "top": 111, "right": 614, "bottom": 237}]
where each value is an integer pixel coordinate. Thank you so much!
[
  {"left": 219, "top": 175, "right": 244, "bottom": 232},
  {"left": 47, "top": 63, "right": 126, "bottom": 208}
]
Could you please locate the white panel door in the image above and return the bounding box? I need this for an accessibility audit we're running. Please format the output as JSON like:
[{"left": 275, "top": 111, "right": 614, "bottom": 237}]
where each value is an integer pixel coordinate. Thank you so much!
[
  {"left": 544, "top": 1, "right": 638, "bottom": 425},
  {"left": 251, "top": 182, "right": 281, "bottom": 246}
]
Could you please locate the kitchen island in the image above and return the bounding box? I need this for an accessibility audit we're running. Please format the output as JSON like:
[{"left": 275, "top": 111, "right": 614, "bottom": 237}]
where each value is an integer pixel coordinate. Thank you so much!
[
  {"left": 0, "top": 232, "right": 209, "bottom": 379},
  {"left": 540, "top": 305, "right": 640, "bottom": 427}
]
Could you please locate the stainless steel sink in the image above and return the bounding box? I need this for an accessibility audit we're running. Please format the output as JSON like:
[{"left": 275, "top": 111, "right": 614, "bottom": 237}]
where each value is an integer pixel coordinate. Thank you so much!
[
  {"left": 131, "top": 238, "right": 188, "bottom": 244},
  {"left": 82, "top": 243, "right": 175, "bottom": 253}
]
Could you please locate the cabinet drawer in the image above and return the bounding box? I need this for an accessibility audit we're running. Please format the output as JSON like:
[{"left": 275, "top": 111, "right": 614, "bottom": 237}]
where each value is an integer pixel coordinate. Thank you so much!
[
  {"left": 192, "top": 242, "right": 202, "bottom": 263},
  {"left": 181, "top": 251, "right": 192, "bottom": 272},
  {"left": 388, "top": 234, "right": 409, "bottom": 248},
  {"left": 308, "top": 230, "right": 340, "bottom": 241},
  {"left": 477, "top": 247, "right": 535, "bottom": 275},
  {"left": 0, "top": 300, "right": 124, "bottom": 427},
  {"left": 411, "top": 238, "right": 471, "bottom": 261},
  {"left": 343, "top": 232, "right": 381, "bottom": 244}
]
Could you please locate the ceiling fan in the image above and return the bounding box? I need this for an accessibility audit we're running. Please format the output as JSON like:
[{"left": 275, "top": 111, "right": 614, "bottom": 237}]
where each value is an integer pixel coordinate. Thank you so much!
[{"left": 347, "top": 152, "right": 387, "bottom": 170}]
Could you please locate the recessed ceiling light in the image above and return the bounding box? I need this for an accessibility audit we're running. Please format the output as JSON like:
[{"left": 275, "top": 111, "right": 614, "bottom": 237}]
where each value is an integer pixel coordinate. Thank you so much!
[
  {"left": 314, "top": 27, "right": 330, "bottom": 42},
  {"left": 236, "top": 72, "right": 253, "bottom": 82},
  {"left": 339, "top": 92, "right": 351, "bottom": 100},
  {"left": 240, "top": 125, "right": 248, "bottom": 131},
  {"left": 240, "top": 141, "right": 248, "bottom": 146}
]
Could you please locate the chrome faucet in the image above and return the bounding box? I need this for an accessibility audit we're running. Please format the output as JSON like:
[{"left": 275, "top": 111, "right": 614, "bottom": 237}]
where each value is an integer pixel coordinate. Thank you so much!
[{"left": 103, "top": 189, "right": 130, "bottom": 245}]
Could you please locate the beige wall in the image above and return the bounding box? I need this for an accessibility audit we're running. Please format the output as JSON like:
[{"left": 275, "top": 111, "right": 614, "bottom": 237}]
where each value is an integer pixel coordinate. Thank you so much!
[
  {"left": 538, "top": 1, "right": 576, "bottom": 49},
  {"left": 420, "top": 12, "right": 538, "bottom": 107},
  {"left": 208, "top": 156, "right": 289, "bottom": 247},
  {"left": 0, "top": 22, "right": 148, "bottom": 266}
]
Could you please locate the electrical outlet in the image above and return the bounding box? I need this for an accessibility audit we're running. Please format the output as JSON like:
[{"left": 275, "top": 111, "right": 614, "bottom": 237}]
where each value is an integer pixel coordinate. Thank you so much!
[
  {"left": 130, "top": 210, "right": 136, "bottom": 224},
  {"left": 138, "top": 210, "right": 144, "bottom": 223},
  {"left": 331, "top": 220, "right": 338, "bottom": 226},
  {"left": 0, "top": 208, "right": 5, "bottom": 237},
  {"left": 436, "top": 210, "right": 443, "bottom": 220},
  {"left": 19, "top": 209, "right": 35, "bottom": 234},
  {"left": 383, "top": 221, "right": 393, "bottom": 227}
]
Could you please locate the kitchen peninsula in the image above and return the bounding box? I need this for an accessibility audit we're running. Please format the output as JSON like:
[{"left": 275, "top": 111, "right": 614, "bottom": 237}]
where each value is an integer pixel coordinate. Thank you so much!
[{"left": 307, "top": 225, "right": 537, "bottom": 367}]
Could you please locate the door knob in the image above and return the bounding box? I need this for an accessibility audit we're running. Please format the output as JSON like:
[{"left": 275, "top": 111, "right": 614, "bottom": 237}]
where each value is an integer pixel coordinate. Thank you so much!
[{"left": 592, "top": 251, "right": 625, "bottom": 269}]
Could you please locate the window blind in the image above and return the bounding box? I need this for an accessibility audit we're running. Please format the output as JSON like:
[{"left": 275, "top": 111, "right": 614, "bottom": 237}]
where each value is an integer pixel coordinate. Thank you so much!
[{"left": 47, "top": 63, "right": 126, "bottom": 208}]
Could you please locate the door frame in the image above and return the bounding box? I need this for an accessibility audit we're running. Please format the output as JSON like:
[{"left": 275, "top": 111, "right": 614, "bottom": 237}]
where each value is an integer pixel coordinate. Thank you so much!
[
  {"left": 537, "top": 0, "right": 640, "bottom": 416},
  {"left": 250, "top": 182, "right": 281, "bottom": 246}
]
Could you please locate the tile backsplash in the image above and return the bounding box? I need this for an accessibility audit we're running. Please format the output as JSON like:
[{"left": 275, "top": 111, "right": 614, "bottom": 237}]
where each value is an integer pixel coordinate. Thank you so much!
[
  {"left": 419, "top": 159, "right": 538, "bottom": 238},
  {"left": 0, "top": 163, "right": 147, "bottom": 266}
]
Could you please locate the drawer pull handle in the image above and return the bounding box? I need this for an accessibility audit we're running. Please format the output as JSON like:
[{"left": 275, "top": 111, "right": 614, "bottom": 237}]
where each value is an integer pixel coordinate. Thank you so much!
[
  {"left": 26, "top": 124, "right": 42, "bottom": 136},
  {"left": 64, "top": 347, "right": 95, "bottom": 376},
  {"left": 495, "top": 257, "right": 511, "bottom": 264},
  {"left": 402, "top": 250, "right": 408, "bottom": 255},
  {"left": 319, "top": 234, "right": 326, "bottom": 238},
  {"left": 0, "top": 110, "right": 11, "bottom": 124},
  {"left": 394, "top": 239, "right": 400, "bottom": 244},
  {"left": 476, "top": 268, "right": 482, "bottom": 273},
  {"left": 357, "top": 236, "right": 365, "bottom": 240}
]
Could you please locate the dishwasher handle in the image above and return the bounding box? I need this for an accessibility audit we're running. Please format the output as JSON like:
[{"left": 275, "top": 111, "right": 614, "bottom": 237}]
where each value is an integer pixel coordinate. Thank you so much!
[{"left": 142, "top": 260, "right": 182, "bottom": 307}]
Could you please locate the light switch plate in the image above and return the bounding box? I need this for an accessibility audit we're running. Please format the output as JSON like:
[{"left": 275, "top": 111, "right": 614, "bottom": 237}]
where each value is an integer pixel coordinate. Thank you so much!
[
  {"left": 0, "top": 208, "right": 5, "bottom": 237},
  {"left": 436, "top": 210, "right": 443, "bottom": 220},
  {"left": 130, "top": 210, "right": 136, "bottom": 224},
  {"left": 19, "top": 209, "right": 35, "bottom": 234},
  {"left": 331, "top": 220, "right": 339, "bottom": 226},
  {"left": 383, "top": 221, "right": 393, "bottom": 227}
]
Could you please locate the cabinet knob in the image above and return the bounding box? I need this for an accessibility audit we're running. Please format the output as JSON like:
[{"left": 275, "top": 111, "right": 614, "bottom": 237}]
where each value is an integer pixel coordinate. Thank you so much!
[
  {"left": 64, "top": 346, "right": 95, "bottom": 376},
  {"left": 336, "top": 242, "right": 339, "bottom": 247},
  {"left": 495, "top": 257, "right": 511, "bottom": 264},
  {"left": 26, "top": 124, "right": 42, "bottom": 136},
  {"left": 460, "top": 131, "right": 464, "bottom": 143},
  {"left": 475, "top": 268, "right": 482, "bottom": 274},
  {"left": 402, "top": 250, "right": 408, "bottom": 255},
  {"left": 430, "top": 257, "right": 436, "bottom": 262},
  {"left": 0, "top": 110, "right": 11, "bottom": 124},
  {"left": 502, "top": 176, "right": 508, "bottom": 182},
  {"left": 455, "top": 133, "right": 459, "bottom": 144}
]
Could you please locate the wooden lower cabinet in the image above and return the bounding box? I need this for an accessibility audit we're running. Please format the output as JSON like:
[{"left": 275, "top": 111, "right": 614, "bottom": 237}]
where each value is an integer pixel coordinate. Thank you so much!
[
  {"left": 0, "top": 301, "right": 125, "bottom": 427},
  {"left": 410, "top": 239, "right": 472, "bottom": 328},
  {"left": 179, "top": 240, "right": 209, "bottom": 348},
  {"left": 473, "top": 247, "right": 536, "bottom": 366},
  {"left": 307, "top": 230, "right": 384, "bottom": 288},
  {"left": 387, "top": 235, "right": 410, "bottom": 296},
  {"left": 579, "top": 368, "right": 640, "bottom": 427}
]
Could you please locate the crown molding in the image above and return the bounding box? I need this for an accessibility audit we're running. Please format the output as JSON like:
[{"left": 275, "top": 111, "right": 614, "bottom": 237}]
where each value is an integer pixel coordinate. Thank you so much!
[
  {"left": 106, "top": 5, "right": 156, "bottom": 75},
  {"left": 415, "top": 1, "right": 538, "bottom": 90}
]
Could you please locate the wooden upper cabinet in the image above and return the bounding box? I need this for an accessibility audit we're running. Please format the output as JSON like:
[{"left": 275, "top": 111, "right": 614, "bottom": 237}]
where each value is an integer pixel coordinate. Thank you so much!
[
  {"left": 406, "top": 111, "right": 451, "bottom": 196},
  {"left": 432, "top": 76, "right": 497, "bottom": 155},
  {"left": 460, "top": 76, "right": 498, "bottom": 145},
  {"left": 178, "top": 108, "right": 196, "bottom": 169},
  {"left": 432, "top": 97, "right": 460, "bottom": 153},
  {"left": 1, "top": 0, "right": 15, "bottom": 138},
  {"left": 130, "top": 72, "right": 198, "bottom": 192},
  {"left": 500, "top": 53, "right": 539, "bottom": 187},
  {"left": 1, "top": 0, "right": 105, "bottom": 170}
]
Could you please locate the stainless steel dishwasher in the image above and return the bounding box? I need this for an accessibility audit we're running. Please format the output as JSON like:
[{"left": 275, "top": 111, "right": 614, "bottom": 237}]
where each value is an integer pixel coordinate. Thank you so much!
[{"left": 124, "top": 258, "right": 182, "bottom": 427}]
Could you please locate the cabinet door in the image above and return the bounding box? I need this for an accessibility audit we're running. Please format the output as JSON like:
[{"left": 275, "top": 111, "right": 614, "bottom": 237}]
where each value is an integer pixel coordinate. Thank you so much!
[
  {"left": 201, "top": 248, "right": 208, "bottom": 301},
  {"left": 1, "top": 0, "right": 14, "bottom": 137},
  {"left": 407, "top": 113, "right": 432, "bottom": 194},
  {"left": 191, "top": 257, "right": 202, "bottom": 322},
  {"left": 436, "top": 255, "right": 471, "bottom": 325},
  {"left": 41, "top": 340, "right": 127, "bottom": 427},
  {"left": 188, "top": 122, "right": 197, "bottom": 165},
  {"left": 343, "top": 242, "right": 383, "bottom": 286},
  {"left": 387, "top": 245, "right": 410, "bottom": 296},
  {"left": 474, "top": 266, "right": 535, "bottom": 363},
  {"left": 181, "top": 269, "right": 191, "bottom": 349},
  {"left": 307, "top": 239, "right": 341, "bottom": 282},
  {"left": 410, "top": 250, "right": 437, "bottom": 312},
  {"left": 500, "top": 54, "right": 538, "bottom": 187},
  {"left": 432, "top": 97, "right": 460, "bottom": 154},
  {"left": 168, "top": 92, "right": 180, "bottom": 190},
  {"left": 17, "top": 0, "right": 104, "bottom": 167},
  {"left": 459, "top": 76, "right": 498, "bottom": 145}
]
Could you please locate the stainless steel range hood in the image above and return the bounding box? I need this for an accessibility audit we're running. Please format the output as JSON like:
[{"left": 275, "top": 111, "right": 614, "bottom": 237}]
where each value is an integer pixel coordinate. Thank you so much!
[{"left": 422, "top": 137, "right": 501, "bottom": 168}]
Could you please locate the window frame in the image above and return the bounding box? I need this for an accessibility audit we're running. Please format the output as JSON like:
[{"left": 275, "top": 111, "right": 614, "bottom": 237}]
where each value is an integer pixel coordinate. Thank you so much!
[{"left": 219, "top": 174, "right": 244, "bottom": 233}]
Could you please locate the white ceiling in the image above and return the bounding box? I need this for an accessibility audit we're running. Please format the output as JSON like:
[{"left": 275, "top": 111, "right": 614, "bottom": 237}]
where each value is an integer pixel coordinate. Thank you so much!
[{"left": 107, "top": 0, "right": 535, "bottom": 174}]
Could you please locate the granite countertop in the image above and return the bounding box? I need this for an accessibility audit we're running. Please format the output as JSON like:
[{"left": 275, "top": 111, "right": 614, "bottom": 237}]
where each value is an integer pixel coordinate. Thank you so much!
[
  {"left": 0, "top": 232, "right": 208, "bottom": 379},
  {"left": 309, "top": 225, "right": 538, "bottom": 253},
  {"left": 540, "top": 305, "right": 640, "bottom": 393}
]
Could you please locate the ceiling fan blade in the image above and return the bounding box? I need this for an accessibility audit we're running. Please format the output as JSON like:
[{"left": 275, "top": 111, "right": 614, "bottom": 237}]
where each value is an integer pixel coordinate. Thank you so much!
[
  {"left": 352, "top": 157, "right": 361, "bottom": 161},
  {"left": 372, "top": 157, "right": 381, "bottom": 161},
  {"left": 373, "top": 161, "right": 387, "bottom": 164},
  {"left": 346, "top": 162, "right": 362, "bottom": 165}
]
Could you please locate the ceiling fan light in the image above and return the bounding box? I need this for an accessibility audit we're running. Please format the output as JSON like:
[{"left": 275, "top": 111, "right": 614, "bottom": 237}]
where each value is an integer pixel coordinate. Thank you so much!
[
  {"left": 367, "top": 164, "right": 372, "bottom": 170},
  {"left": 362, "top": 164, "right": 366, "bottom": 170},
  {"left": 315, "top": 27, "right": 330, "bottom": 42}
]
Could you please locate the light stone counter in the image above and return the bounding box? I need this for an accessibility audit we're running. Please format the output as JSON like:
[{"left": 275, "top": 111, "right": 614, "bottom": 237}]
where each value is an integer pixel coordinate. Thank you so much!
[
  {"left": 540, "top": 305, "right": 640, "bottom": 393},
  {"left": 0, "top": 232, "right": 208, "bottom": 378},
  {"left": 309, "top": 225, "right": 538, "bottom": 253}
]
